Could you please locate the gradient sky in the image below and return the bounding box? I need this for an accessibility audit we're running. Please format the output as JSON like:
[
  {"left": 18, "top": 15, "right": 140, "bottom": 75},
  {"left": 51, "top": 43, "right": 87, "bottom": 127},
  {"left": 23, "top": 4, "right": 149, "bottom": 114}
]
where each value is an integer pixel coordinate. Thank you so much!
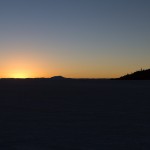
[{"left": 0, "top": 0, "right": 150, "bottom": 78}]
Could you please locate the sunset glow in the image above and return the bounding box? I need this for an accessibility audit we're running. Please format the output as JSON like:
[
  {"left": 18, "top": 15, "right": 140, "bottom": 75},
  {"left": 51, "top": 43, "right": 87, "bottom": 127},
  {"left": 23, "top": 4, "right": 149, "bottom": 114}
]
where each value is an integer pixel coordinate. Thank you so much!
[
  {"left": 0, "top": 1, "right": 150, "bottom": 149},
  {"left": 10, "top": 72, "right": 29, "bottom": 79},
  {"left": 1, "top": 68, "right": 34, "bottom": 79},
  {"left": 0, "top": 0, "right": 150, "bottom": 78}
]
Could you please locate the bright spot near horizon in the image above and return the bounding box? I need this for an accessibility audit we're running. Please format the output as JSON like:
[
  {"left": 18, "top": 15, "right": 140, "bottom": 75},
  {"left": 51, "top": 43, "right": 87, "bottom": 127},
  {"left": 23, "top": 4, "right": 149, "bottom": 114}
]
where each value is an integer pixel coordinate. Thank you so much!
[
  {"left": 0, "top": 53, "right": 51, "bottom": 78},
  {"left": 11, "top": 72, "right": 29, "bottom": 78}
]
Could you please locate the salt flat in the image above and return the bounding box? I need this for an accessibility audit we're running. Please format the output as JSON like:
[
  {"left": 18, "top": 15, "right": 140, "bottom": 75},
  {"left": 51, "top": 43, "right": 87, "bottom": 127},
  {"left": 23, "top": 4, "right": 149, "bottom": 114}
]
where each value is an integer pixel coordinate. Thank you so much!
[{"left": 0, "top": 79, "right": 150, "bottom": 150}]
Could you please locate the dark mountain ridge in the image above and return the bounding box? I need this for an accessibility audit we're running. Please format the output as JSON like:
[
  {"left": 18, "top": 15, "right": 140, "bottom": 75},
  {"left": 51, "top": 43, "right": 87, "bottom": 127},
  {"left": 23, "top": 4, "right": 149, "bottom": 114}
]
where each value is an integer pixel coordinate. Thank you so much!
[
  {"left": 119, "top": 69, "right": 150, "bottom": 80},
  {"left": 50, "top": 76, "right": 66, "bottom": 80}
]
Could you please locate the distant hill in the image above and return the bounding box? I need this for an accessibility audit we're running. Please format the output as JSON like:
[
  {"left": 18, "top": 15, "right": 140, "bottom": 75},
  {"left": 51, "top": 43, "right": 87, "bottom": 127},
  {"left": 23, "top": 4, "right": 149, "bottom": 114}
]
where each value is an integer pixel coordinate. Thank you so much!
[
  {"left": 119, "top": 69, "right": 150, "bottom": 80},
  {"left": 50, "top": 76, "right": 67, "bottom": 80}
]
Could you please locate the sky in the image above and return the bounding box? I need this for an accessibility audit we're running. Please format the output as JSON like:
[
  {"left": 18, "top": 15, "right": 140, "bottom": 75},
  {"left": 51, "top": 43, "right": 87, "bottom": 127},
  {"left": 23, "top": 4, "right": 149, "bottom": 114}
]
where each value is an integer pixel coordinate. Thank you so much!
[{"left": 0, "top": 0, "right": 150, "bottom": 78}]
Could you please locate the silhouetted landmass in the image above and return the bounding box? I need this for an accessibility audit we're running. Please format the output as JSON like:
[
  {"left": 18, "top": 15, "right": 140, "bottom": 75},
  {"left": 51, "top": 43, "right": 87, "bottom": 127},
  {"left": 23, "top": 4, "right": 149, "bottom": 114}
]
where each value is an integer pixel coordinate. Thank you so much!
[
  {"left": 119, "top": 69, "right": 150, "bottom": 80},
  {"left": 50, "top": 76, "right": 67, "bottom": 80}
]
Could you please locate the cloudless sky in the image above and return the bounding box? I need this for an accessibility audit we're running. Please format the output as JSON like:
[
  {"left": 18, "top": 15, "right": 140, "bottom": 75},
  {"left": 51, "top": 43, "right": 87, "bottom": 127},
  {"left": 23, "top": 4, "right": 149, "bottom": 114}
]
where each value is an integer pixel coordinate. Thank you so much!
[{"left": 0, "top": 0, "right": 150, "bottom": 78}]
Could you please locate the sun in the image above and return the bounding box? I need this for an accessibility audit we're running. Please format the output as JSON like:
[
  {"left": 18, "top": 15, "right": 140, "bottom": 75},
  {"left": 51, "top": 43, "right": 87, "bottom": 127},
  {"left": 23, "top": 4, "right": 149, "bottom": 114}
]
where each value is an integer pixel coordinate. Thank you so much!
[
  {"left": 11, "top": 72, "right": 29, "bottom": 79},
  {"left": 1, "top": 55, "right": 52, "bottom": 78}
]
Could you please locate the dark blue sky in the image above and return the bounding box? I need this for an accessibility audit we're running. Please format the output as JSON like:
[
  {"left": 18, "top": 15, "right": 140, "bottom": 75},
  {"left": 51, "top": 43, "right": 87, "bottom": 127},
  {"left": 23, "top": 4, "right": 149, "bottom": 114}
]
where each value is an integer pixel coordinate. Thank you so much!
[{"left": 0, "top": 0, "right": 150, "bottom": 78}]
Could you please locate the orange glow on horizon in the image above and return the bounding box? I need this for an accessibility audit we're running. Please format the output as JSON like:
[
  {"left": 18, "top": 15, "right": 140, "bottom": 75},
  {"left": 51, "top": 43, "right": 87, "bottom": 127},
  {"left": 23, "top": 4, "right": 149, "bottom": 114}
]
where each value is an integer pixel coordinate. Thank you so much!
[
  {"left": 0, "top": 49, "right": 124, "bottom": 79},
  {"left": 10, "top": 72, "right": 30, "bottom": 79},
  {"left": 1, "top": 69, "right": 52, "bottom": 79},
  {"left": 0, "top": 53, "right": 53, "bottom": 78}
]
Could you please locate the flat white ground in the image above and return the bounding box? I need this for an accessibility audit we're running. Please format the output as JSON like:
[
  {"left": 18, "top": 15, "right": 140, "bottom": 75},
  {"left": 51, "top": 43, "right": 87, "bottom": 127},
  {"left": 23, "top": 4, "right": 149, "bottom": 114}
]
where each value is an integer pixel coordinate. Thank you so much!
[{"left": 0, "top": 80, "right": 150, "bottom": 150}]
